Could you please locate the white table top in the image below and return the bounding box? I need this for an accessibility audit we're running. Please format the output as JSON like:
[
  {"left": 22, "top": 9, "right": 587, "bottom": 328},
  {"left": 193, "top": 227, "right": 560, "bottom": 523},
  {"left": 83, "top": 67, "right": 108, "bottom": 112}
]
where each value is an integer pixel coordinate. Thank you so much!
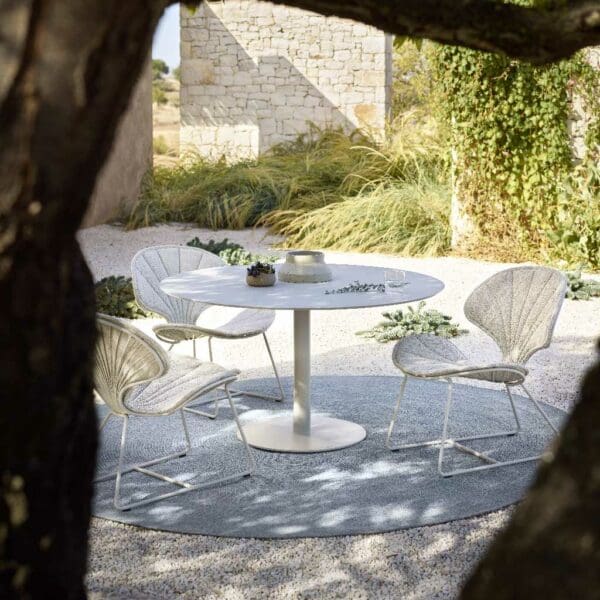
[{"left": 160, "top": 264, "right": 444, "bottom": 311}]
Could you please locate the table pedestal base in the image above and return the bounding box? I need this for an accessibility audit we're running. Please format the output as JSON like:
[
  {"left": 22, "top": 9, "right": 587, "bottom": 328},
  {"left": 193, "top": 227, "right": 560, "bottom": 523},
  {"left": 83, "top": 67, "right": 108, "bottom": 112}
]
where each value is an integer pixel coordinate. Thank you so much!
[{"left": 238, "top": 415, "right": 366, "bottom": 453}]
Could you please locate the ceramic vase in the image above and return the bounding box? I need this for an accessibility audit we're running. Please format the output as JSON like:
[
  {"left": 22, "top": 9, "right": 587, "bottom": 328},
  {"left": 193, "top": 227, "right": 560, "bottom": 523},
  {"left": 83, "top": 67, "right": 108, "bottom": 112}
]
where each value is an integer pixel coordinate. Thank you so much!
[{"left": 278, "top": 251, "right": 333, "bottom": 283}]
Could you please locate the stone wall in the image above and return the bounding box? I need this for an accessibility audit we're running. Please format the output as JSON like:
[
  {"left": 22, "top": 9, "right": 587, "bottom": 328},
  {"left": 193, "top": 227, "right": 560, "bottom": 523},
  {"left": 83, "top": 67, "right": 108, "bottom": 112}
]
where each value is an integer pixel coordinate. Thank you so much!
[
  {"left": 180, "top": 0, "right": 392, "bottom": 161},
  {"left": 83, "top": 60, "right": 153, "bottom": 227}
]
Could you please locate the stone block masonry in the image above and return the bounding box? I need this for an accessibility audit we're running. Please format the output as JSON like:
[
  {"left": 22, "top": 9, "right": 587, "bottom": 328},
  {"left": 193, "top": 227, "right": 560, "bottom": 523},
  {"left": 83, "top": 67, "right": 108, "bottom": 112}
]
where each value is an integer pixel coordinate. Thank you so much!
[{"left": 181, "top": 0, "right": 392, "bottom": 161}]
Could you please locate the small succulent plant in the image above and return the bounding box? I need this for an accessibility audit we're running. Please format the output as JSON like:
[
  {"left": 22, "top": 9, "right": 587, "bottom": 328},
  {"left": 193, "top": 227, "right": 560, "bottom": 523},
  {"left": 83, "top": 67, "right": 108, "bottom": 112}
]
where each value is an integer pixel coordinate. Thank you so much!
[
  {"left": 358, "top": 301, "right": 467, "bottom": 343},
  {"left": 95, "top": 276, "right": 152, "bottom": 319},
  {"left": 325, "top": 280, "right": 385, "bottom": 294},
  {"left": 247, "top": 261, "right": 275, "bottom": 277},
  {"left": 564, "top": 270, "right": 600, "bottom": 300}
]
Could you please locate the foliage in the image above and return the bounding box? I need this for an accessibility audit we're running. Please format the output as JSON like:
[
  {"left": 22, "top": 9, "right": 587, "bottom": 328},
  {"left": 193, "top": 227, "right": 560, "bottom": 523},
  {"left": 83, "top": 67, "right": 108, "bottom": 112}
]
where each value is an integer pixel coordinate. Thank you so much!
[
  {"left": 152, "top": 58, "right": 169, "bottom": 80},
  {"left": 545, "top": 154, "right": 600, "bottom": 270},
  {"left": 219, "top": 247, "right": 279, "bottom": 266},
  {"left": 564, "top": 271, "right": 600, "bottom": 300},
  {"left": 392, "top": 39, "right": 435, "bottom": 118},
  {"left": 172, "top": 65, "right": 181, "bottom": 81},
  {"left": 325, "top": 281, "right": 385, "bottom": 294},
  {"left": 128, "top": 123, "right": 451, "bottom": 257},
  {"left": 95, "top": 240, "right": 278, "bottom": 320},
  {"left": 430, "top": 20, "right": 600, "bottom": 268},
  {"left": 186, "top": 237, "right": 277, "bottom": 265},
  {"left": 247, "top": 261, "right": 275, "bottom": 276},
  {"left": 358, "top": 301, "right": 467, "bottom": 343},
  {"left": 153, "top": 135, "right": 170, "bottom": 155},
  {"left": 95, "top": 276, "right": 151, "bottom": 319},
  {"left": 186, "top": 236, "right": 242, "bottom": 254},
  {"left": 152, "top": 82, "right": 168, "bottom": 105},
  {"left": 269, "top": 176, "right": 450, "bottom": 256}
]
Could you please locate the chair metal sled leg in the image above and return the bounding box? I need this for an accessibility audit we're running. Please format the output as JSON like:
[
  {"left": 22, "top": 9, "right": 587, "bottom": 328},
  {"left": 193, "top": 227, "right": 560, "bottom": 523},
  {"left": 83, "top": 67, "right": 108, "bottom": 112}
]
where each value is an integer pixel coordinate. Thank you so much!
[
  {"left": 185, "top": 334, "right": 285, "bottom": 420},
  {"left": 436, "top": 381, "right": 558, "bottom": 477},
  {"left": 96, "top": 387, "right": 256, "bottom": 511},
  {"left": 387, "top": 266, "right": 568, "bottom": 478},
  {"left": 386, "top": 376, "right": 534, "bottom": 477}
]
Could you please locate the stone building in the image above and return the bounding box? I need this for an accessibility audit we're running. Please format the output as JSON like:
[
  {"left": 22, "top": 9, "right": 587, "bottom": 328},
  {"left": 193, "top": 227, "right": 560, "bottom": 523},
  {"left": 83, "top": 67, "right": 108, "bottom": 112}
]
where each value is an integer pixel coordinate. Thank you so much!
[{"left": 180, "top": 0, "right": 393, "bottom": 161}]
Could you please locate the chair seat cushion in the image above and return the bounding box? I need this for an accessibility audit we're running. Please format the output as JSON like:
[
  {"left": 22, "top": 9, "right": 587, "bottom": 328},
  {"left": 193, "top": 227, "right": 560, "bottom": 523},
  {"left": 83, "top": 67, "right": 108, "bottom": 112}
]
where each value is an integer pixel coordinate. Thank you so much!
[
  {"left": 124, "top": 355, "right": 239, "bottom": 415},
  {"left": 392, "top": 334, "right": 528, "bottom": 384},
  {"left": 153, "top": 308, "right": 276, "bottom": 343},
  {"left": 153, "top": 324, "right": 207, "bottom": 343}
]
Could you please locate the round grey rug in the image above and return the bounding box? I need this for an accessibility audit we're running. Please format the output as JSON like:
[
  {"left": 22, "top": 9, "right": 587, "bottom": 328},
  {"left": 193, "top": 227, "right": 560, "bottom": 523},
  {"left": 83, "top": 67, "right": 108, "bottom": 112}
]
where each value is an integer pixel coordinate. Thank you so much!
[{"left": 93, "top": 376, "right": 565, "bottom": 538}]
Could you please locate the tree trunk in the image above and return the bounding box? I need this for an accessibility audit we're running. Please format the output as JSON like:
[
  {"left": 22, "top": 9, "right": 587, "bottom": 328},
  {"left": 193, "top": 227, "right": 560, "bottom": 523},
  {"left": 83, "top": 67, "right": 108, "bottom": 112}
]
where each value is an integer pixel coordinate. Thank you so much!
[
  {"left": 270, "top": 0, "right": 600, "bottom": 64},
  {"left": 0, "top": 1, "right": 167, "bottom": 596},
  {"left": 0, "top": 0, "right": 599, "bottom": 598},
  {"left": 461, "top": 345, "right": 600, "bottom": 599}
]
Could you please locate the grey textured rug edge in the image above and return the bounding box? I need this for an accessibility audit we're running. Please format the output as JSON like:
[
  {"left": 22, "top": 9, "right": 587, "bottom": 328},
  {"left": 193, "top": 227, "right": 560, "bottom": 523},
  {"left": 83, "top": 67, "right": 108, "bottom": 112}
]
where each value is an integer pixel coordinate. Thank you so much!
[{"left": 92, "top": 376, "right": 566, "bottom": 539}]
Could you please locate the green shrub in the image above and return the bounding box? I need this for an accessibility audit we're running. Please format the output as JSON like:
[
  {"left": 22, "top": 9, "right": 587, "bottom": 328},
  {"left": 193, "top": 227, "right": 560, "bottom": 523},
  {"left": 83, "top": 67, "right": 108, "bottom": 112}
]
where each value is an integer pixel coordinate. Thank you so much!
[
  {"left": 127, "top": 123, "right": 450, "bottom": 257},
  {"left": 153, "top": 135, "right": 170, "bottom": 155},
  {"left": 95, "top": 276, "right": 151, "bottom": 319},
  {"left": 564, "top": 271, "right": 600, "bottom": 300},
  {"left": 218, "top": 247, "right": 278, "bottom": 266},
  {"left": 186, "top": 237, "right": 242, "bottom": 254},
  {"left": 152, "top": 82, "right": 168, "bottom": 106},
  {"left": 546, "top": 155, "right": 600, "bottom": 270},
  {"left": 186, "top": 237, "right": 277, "bottom": 266},
  {"left": 152, "top": 58, "right": 169, "bottom": 80},
  {"left": 358, "top": 301, "right": 467, "bottom": 343},
  {"left": 392, "top": 39, "right": 435, "bottom": 118}
]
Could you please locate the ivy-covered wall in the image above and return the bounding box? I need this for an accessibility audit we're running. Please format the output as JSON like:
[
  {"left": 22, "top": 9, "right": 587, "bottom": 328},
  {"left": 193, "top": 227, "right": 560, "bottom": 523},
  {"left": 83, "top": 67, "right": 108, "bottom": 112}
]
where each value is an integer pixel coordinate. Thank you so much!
[{"left": 430, "top": 43, "right": 599, "bottom": 267}]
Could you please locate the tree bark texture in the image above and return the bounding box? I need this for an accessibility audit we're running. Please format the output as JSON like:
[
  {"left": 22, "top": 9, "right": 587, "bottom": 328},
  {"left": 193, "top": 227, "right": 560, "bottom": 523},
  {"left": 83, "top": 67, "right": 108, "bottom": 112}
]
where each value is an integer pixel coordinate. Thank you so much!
[
  {"left": 0, "top": 1, "right": 167, "bottom": 597},
  {"left": 269, "top": 0, "right": 600, "bottom": 64},
  {"left": 461, "top": 345, "right": 600, "bottom": 599},
  {"left": 0, "top": 0, "right": 599, "bottom": 598}
]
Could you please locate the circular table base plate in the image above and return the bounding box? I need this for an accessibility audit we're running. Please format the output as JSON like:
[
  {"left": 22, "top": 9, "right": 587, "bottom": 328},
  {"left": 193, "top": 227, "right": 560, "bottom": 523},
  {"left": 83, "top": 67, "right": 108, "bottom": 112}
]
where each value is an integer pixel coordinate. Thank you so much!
[{"left": 238, "top": 414, "right": 366, "bottom": 453}]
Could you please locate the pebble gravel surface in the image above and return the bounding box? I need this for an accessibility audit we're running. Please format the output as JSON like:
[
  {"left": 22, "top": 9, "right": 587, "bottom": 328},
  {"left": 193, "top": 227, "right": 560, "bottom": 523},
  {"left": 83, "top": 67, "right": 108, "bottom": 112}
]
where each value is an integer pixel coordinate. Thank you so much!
[{"left": 80, "top": 224, "right": 600, "bottom": 599}]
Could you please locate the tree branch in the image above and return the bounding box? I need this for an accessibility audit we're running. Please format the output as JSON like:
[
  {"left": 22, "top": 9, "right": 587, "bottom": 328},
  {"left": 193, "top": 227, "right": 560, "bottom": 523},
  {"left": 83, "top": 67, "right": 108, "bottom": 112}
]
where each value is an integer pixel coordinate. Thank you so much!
[{"left": 266, "top": 0, "right": 600, "bottom": 64}]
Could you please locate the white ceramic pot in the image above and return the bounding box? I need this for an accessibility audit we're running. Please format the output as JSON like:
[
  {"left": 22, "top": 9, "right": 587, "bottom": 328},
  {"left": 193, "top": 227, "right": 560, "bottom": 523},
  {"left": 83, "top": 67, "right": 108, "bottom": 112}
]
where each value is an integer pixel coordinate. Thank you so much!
[{"left": 278, "top": 251, "right": 333, "bottom": 283}]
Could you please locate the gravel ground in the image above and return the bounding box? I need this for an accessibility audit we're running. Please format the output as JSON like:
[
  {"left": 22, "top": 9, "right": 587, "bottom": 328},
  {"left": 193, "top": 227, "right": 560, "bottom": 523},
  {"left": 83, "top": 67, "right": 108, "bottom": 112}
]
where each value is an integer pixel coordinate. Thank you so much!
[{"left": 80, "top": 223, "right": 600, "bottom": 599}]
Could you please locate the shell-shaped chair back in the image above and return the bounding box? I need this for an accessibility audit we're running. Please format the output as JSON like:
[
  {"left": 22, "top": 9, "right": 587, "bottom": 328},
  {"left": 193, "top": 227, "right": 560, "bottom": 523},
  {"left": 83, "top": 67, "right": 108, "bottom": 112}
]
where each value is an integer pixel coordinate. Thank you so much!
[
  {"left": 131, "top": 245, "right": 224, "bottom": 325},
  {"left": 464, "top": 266, "right": 567, "bottom": 365},
  {"left": 95, "top": 314, "right": 168, "bottom": 414}
]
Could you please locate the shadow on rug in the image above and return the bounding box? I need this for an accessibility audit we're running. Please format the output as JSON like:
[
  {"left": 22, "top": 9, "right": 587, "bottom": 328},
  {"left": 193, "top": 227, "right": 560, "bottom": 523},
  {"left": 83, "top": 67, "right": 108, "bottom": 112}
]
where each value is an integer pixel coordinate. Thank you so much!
[{"left": 93, "top": 376, "right": 565, "bottom": 538}]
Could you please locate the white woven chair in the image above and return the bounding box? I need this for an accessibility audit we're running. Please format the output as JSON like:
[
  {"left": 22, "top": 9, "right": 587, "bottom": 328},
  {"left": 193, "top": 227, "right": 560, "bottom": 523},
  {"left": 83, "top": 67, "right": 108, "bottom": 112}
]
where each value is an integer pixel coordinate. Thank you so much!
[
  {"left": 387, "top": 266, "right": 567, "bottom": 477},
  {"left": 94, "top": 314, "right": 256, "bottom": 510},
  {"left": 131, "top": 245, "right": 284, "bottom": 419}
]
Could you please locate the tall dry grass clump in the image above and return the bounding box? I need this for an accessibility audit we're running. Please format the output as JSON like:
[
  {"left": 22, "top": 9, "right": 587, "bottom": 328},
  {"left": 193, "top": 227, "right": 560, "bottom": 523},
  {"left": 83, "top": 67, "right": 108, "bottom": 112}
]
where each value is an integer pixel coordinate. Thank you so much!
[
  {"left": 262, "top": 113, "right": 450, "bottom": 255},
  {"left": 128, "top": 116, "right": 451, "bottom": 256}
]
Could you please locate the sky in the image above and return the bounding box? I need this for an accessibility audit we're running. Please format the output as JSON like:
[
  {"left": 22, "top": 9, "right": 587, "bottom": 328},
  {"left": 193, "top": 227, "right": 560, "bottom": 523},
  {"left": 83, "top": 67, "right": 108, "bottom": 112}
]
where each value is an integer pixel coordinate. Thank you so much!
[{"left": 152, "top": 4, "right": 180, "bottom": 71}]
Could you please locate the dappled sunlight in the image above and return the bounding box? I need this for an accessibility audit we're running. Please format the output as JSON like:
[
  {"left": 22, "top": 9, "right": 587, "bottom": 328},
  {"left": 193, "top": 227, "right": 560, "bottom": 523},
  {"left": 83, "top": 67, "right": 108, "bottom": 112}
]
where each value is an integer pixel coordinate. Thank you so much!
[
  {"left": 92, "top": 375, "right": 564, "bottom": 541},
  {"left": 86, "top": 502, "right": 510, "bottom": 598},
  {"left": 80, "top": 224, "right": 600, "bottom": 597}
]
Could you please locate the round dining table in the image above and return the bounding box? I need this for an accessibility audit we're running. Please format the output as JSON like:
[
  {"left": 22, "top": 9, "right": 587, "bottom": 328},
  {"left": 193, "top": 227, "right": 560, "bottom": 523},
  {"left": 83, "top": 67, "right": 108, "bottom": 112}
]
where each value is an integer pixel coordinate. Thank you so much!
[{"left": 161, "top": 263, "right": 444, "bottom": 453}]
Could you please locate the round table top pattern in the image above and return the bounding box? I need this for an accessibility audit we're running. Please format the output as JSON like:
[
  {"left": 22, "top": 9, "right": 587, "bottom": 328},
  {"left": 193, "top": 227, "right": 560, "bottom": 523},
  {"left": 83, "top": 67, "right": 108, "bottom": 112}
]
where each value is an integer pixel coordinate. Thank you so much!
[{"left": 160, "top": 264, "right": 444, "bottom": 311}]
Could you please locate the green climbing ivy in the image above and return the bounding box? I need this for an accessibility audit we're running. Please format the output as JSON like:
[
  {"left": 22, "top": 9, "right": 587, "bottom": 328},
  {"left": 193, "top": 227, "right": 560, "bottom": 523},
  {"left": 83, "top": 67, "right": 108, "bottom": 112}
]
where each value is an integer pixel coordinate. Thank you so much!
[{"left": 429, "top": 3, "right": 599, "bottom": 267}]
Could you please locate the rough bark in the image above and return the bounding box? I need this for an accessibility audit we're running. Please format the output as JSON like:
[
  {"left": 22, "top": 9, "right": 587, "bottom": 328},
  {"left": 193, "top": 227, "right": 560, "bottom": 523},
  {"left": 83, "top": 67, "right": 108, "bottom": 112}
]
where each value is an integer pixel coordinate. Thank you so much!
[
  {"left": 0, "top": 0, "right": 599, "bottom": 598},
  {"left": 462, "top": 345, "right": 600, "bottom": 599},
  {"left": 0, "top": 1, "right": 167, "bottom": 597},
  {"left": 268, "top": 0, "right": 600, "bottom": 64}
]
